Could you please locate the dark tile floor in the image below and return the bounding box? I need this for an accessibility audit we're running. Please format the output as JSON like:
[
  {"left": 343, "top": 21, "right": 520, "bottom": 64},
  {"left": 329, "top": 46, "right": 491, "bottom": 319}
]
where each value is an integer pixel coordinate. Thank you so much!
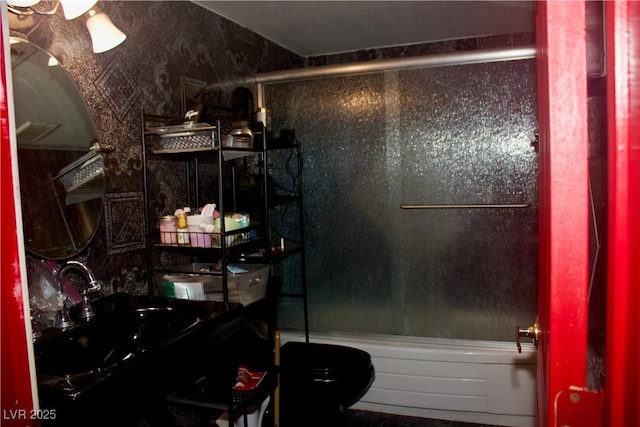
[
  {"left": 166, "top": 406, "right": 500, "bottom": 427},
  {"left": 344, "top": 410, "right": 499, "bottom": 427}
]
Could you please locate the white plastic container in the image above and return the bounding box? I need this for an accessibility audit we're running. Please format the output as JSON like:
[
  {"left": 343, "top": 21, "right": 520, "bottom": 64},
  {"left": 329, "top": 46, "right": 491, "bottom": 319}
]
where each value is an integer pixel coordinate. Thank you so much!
[
  {"left": 161, "top": 263, "right": 270, "bottom": 306},
  {"left": 204, "top": 264, "right": 269, "bottom": 306}
]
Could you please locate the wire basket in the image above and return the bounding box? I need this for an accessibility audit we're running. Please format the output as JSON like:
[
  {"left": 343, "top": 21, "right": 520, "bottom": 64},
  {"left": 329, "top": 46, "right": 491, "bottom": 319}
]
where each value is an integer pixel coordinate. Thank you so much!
[
  {"left": 147, "top": 123, "right": 218, "bottom": 153},
  {"left": 224, "top": 128, "right": 254, "bottom": 148},
  {"left": 231, "top": 367, "right": 278, "bottom": 406},
  {"left": 57, "top": 151, "right": 104, "bottom": 193}
]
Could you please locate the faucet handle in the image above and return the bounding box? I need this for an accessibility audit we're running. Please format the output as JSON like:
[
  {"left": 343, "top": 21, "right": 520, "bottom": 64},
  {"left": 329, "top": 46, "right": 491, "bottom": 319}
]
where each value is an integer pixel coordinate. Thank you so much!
[
  {"left": 57, "top": 304, "right": 75, "bottom": 330},
  {"left": 78, "top": 294, "right": 96, "bottom": 320},
  {"left": 78, "top": 280, "right": 103, "bottom": 321},
  {"left": 84, "top": 280, "right": 102, "bottom": 295}
]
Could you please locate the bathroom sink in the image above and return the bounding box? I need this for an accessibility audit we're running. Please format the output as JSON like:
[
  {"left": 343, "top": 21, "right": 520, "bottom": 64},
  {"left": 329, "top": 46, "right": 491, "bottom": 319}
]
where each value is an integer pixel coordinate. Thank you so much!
[
  {"left": 35, "top": 293, "right": 245, "bottom": 426},
  {"left": 35, "top": 306, "right": 203, "bottom": 400},
  {"left": 35, "top": 307, "right": 199, "bottom": 377}
]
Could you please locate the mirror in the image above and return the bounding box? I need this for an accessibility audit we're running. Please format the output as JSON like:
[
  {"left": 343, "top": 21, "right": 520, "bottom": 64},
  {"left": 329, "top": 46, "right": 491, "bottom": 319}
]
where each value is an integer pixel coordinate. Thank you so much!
[{"left": 11, "top": 38, "right": 105, "bottom": 260}]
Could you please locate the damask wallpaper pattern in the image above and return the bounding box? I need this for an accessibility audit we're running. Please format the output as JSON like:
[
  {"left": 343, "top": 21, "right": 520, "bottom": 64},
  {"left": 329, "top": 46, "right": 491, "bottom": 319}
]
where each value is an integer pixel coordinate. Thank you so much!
[{"left": 10, "top": 1, "right": 303, "bottom": 296}]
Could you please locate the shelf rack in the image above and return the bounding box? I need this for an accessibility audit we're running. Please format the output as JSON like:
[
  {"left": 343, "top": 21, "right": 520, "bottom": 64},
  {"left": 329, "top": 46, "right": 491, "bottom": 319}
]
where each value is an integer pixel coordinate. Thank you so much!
[{"left": 141, "top": 109, "right": 309, "bottom": 336}]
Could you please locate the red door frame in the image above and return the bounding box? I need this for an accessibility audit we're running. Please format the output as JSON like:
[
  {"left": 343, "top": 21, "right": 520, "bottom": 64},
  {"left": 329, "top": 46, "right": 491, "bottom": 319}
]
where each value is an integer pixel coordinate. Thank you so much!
[
  {"left": 535, "top": 1, "right": 593, "bottom": 426},
  {"left": 604, "top": 1, "right": 640, "bottom": 425},
  {"left": 537, "top": 0, "right": 639, "bottom": 426},
  {"left": 0, "top": 11, "right": 38, "bottom": 426}
]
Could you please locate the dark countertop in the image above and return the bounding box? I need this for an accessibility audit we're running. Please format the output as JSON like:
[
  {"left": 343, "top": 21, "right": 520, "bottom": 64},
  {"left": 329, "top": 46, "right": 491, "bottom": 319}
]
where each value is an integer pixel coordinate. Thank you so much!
[{"left": 35, "top": 292, "right": 250, "bottom": 426}]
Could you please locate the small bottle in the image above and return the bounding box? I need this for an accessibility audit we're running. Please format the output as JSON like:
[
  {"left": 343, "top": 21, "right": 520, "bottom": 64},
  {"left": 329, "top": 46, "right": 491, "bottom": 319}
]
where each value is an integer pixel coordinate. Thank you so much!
[
  {"left": 175, "top": 209, "right": 190, "bottom": 246},
  {"left": 159, "top": 215, "right": 178, "bottom": 245}
]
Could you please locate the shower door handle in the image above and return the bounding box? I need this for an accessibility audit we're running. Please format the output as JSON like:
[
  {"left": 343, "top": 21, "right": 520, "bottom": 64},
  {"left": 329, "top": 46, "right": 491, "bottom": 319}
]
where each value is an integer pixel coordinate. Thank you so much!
[{"left": 516, "top": 321, "right": 540, "bottom": 353}]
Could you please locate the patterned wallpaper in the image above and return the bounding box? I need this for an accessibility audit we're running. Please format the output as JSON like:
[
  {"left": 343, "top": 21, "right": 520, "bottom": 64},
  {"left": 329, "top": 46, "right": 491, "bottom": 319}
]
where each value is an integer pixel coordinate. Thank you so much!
[{"left": 10, "top": 1, "right": 303, "bottom": 296}]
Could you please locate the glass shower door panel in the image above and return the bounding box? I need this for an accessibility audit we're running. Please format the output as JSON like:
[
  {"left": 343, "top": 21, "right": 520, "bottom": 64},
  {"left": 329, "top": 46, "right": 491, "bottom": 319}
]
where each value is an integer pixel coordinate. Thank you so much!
[
  {"left": 266, "top": 59, "right": 539, "bottom": 341},
  {"left": 395, "top": 62, "right": 539, "bottom": 341}
]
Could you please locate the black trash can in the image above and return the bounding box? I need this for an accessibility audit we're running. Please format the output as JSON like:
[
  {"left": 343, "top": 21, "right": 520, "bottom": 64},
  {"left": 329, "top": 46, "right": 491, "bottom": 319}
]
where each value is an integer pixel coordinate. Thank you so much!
[{"left": 279, "top": 342, "right": 375, "bottom": 427}]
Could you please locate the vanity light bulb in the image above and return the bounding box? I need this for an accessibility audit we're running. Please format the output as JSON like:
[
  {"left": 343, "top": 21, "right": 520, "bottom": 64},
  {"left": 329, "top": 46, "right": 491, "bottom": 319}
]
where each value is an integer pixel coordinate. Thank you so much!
[
  {"left": 8, "top": 0, "right": 41, "bottom": 7},
  {"left": 60, "top": 0, "right": 98, "bottom": 20},
  {"left": 85, "top": 11, "right": 127, "bottom": 53}
]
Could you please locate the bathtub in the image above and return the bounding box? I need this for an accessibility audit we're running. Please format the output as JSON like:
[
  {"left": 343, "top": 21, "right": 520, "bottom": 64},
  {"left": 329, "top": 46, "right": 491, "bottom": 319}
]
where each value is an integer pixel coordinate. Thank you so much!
[{"left": 279, "top": 331, "right": 537, "bottom": 427}]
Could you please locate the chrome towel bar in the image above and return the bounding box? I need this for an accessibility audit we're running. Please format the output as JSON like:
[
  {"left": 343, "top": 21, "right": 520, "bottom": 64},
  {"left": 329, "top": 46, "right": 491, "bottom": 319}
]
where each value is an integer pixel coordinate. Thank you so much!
[{"left": 400, "top": 203, "right": 531, "bottom": 209}]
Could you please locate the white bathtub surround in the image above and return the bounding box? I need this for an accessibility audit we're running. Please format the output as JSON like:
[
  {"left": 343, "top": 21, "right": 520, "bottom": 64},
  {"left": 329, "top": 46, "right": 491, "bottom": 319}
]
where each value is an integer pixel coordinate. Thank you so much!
[{"left": 279, "top": 331, "right": 537, "bottom": 427}]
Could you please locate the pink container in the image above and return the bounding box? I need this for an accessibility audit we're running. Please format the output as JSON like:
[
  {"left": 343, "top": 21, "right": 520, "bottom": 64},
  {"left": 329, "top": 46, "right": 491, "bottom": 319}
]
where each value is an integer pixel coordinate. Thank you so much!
[
  {"left": 187, "top": 215, "right": 213, "bottom": 247},
  {"left": 159, "top": 215, "right": 178, "bottom": 245}
]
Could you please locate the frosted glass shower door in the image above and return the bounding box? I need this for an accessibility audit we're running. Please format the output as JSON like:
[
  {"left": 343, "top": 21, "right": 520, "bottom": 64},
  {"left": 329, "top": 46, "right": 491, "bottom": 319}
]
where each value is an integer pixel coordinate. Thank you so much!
[{"left": 266, "top": 58, "right": 539, "bottom": 342}]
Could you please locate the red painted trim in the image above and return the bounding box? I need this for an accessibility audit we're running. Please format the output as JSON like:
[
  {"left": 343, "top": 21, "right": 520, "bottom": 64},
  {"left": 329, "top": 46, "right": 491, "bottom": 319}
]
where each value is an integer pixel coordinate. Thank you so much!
[
  {"left": 555, "top": 388, "right": 603, "bottom": 427},
  {"left": 0, "top": 17, "right": 36, "bottom": 426},
  {"left": 536, "top": 1, "right": 591, "bottom": 426},
  {"left": 605, "top": 1, "right": 640, "bottom": 425}
]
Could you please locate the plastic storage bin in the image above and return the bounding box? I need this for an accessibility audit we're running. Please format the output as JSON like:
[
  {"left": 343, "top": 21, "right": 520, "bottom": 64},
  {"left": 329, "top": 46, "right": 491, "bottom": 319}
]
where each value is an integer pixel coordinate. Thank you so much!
[{"left": 160, "top": 263, "right": 270, "bottom": 306}]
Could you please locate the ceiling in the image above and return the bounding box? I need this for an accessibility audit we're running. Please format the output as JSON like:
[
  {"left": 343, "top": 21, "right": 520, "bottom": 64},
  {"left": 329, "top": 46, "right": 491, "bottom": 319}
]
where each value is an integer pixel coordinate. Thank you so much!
[{"left": 191, "top": 1, "right": 536, "bottom": 57}]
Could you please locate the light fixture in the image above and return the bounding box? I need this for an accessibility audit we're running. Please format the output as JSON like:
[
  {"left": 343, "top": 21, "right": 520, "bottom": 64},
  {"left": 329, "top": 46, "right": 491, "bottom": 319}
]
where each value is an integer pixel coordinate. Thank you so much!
[
  {"left": 85, "top": 8, "right": 126, "bottom": 53},
  {"left": 7, "top": 0, "right": 59, "bottom": 15},
  {"left": 7, "top": 0, "right": 126, "bottom": 53},
  {"left": 8, "top": 0, "right": 41, "bottom": 7},
  {"left": 60, "top": 0, "right": 97, "bottom": 20}
]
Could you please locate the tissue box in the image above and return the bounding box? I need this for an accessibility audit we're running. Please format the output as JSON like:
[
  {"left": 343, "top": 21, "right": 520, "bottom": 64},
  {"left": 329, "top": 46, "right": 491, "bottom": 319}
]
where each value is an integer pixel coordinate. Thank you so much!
[{"left": 161, "top": 264, "right": 270, "bottom": 306}]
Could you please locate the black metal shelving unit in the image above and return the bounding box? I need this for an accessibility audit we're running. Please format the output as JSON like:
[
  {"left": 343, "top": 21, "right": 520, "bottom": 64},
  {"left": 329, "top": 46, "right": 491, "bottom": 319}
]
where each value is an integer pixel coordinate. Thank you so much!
[
  {"left": 141, "top": 113, "right": 243, "bottom": 307},
  {"left": 140, "top": 110, "right": 309, "bottom": 424}
]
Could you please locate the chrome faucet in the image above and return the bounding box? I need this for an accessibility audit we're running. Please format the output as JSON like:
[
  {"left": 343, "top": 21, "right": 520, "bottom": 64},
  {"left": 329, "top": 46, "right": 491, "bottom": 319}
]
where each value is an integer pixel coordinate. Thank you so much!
[{"left": 55, "top": 260, "right": 101, "bottom": 326}]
